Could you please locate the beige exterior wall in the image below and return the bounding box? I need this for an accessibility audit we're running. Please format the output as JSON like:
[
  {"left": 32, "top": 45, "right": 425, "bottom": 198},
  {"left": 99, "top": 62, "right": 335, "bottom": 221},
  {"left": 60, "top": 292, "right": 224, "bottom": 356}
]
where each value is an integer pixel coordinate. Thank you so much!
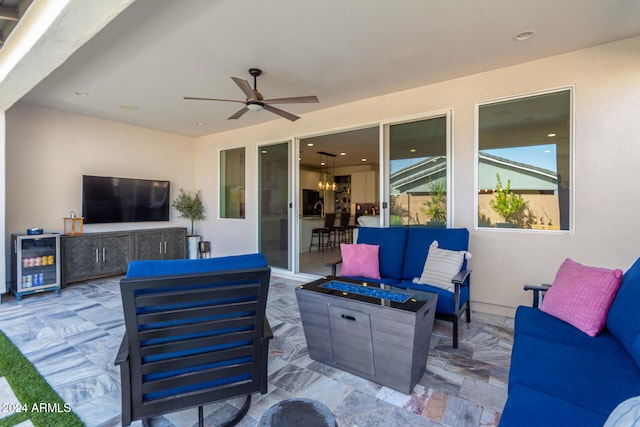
[{"left": 5, "top": 36, "right": 640, "bottom": 316}]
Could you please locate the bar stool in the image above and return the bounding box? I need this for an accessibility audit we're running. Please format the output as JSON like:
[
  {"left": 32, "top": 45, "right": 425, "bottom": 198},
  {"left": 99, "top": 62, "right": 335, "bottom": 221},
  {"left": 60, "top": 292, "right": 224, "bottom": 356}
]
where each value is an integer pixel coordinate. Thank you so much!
[{"left": 309, "top": 213, "right": 335, "bottom": 252}]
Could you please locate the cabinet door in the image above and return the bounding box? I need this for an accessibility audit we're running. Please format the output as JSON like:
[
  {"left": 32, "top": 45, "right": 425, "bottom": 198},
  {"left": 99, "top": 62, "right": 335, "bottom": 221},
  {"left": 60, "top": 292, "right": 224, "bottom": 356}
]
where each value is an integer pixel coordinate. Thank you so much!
[
  {"left": 328, "top": 304, "right": 375, "bottom": 376},
  {"left": 62, "top": 236, "right": 100, "bottom": 284},
  {"left": 162, "top": 230, "right": 186, "bottom": 260},
  {"left": 100, "top": 234, "right": 131, "bottom": 275},
  {"left": 134, "top": 231, "right": 164, "bottom": 260}
]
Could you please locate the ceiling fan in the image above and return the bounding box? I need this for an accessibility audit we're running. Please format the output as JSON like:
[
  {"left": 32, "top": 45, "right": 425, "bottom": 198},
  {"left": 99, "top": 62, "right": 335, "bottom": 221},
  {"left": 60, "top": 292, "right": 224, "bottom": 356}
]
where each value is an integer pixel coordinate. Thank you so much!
[{"left": 184, "top": 68, "right": 319, "bottom": 121}]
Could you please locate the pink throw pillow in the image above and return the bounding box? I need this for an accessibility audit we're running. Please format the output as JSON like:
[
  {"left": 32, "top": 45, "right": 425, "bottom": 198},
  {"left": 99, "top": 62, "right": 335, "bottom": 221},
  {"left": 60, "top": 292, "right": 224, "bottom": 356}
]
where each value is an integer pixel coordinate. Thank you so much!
[
  {"left": 541, "top": 258, "right": 623, "bottom": 337},
  {"left": 340, "top": 243, "right": 381, "bottom": 279}
]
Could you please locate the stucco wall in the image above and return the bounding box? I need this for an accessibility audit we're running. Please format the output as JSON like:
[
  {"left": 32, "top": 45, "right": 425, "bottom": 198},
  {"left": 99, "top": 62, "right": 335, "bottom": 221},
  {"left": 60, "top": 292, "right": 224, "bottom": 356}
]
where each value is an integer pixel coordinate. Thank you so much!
[
  {"left": 5, "top": 103, "right": 195, "bottom": 278},
  {"left": 193, "top": 36, "right": 640, "bottom": 316},
  {"left": 5, "top": 36, "right": 640, "bottom": 315}
]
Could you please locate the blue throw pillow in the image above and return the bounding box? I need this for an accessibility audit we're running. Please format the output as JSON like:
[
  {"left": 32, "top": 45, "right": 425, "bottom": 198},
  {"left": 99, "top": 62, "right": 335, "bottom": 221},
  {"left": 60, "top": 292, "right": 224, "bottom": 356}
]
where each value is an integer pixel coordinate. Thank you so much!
[{"left": 607, "top": 257, "right": 640, "bottom": 366}]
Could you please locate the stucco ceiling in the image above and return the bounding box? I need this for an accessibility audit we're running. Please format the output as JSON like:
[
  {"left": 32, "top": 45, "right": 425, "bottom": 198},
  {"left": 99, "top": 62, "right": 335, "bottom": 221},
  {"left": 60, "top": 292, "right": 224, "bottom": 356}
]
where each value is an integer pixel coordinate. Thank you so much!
[{"left": 15, "top": 0, "right": 640, "bottom": 142}]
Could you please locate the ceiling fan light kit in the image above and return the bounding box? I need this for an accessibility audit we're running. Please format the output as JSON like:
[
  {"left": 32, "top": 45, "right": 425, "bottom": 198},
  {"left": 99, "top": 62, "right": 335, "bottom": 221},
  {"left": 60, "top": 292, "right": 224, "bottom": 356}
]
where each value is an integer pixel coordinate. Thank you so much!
[{"left": 184, "top": 68, "right": 319, "bottom": 121}]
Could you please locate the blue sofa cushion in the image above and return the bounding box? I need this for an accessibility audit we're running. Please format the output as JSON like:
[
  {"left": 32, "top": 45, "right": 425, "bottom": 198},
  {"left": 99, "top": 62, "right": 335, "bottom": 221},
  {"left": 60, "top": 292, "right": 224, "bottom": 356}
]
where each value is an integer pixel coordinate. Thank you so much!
[
  {"left": 500, "top": 384, "right": 608, "bottom": 427},
  {"left": 356, "top": 227, "right": 408, "bottom": 280},
  {"left": 402, "top": 227, "right": 469, "bottom": 280},
  {"left": 515, "top": 306, "right": 628, "bottom": 358},
  {"left": 398, "top": 279, "right": 468, "bottom": 315},
  {"left": 509, "top": 333, "right": 640, "bottom": 418},
  {"left": 607, "top": 257, "right": 640, "bottom": 366},
  {"left": 126, "top": 253, "right": 268, "bottom": 278}
]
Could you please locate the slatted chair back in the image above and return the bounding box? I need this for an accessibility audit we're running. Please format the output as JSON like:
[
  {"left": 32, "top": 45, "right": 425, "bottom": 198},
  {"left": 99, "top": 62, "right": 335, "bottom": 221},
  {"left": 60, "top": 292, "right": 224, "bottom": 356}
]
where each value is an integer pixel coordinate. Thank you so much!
[{"left": 118, "top": 265, "right": 270, "bottom": 425}]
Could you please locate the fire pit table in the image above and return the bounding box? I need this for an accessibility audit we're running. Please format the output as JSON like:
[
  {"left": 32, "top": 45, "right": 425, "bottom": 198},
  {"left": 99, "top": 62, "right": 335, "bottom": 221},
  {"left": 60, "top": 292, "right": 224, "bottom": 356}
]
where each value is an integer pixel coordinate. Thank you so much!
[{"left": 295, "top": 276, "right": 437, "bottom": 394}]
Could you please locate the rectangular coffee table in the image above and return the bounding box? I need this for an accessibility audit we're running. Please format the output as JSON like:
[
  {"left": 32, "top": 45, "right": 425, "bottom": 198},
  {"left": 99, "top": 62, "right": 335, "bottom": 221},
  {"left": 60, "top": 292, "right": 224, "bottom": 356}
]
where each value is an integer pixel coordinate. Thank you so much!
[{"left": 295, "top": 276, "right": 437, "bottom": 394}]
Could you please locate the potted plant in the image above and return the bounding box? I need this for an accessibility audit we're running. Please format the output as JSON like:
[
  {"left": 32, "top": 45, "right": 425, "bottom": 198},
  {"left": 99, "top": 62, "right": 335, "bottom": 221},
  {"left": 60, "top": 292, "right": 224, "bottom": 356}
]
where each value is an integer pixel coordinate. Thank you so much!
[
  {"left": 172, "top": 188, "right": 206, "bottom": 259},
  {"left": 489, "top": 173, "right": 526, "bottom": 228},
  {"left": 422, "top": 180, "right": 447, "bottom": 227}
]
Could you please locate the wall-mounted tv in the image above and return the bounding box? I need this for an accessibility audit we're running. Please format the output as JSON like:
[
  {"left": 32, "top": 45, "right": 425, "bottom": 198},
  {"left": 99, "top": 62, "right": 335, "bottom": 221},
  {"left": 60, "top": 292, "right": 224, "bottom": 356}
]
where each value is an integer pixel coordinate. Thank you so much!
[{"left": 82, "top": 175, "right": 170, "bottom": 224}]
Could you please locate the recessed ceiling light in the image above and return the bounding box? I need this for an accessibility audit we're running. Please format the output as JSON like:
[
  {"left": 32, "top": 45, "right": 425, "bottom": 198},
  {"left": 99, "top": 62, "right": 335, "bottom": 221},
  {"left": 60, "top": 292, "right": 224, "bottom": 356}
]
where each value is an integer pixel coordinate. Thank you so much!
[
  {"left": 340, "top": 152, "right": 346, "bottom": 156},
  {"left": 74, "top": 91, "right": 89, "bottom": 97},
  {"left": 195, "top": 122, "right": 204, "bottom": 126},
  {"left": 307, "top": 143, "right": 314, "bottom": 147},
  {"left": 547, "top": 133, "right": 556, "bottom": 137},
  {"left": 119, "top": 104, "right": 138, "bottom": 111},
  {"left": 410, "top": 149, "right": 417, "bottom": 153},
  {"left": 261, "top": 150, "right": 268, "bottom": 154},
  {"left": 321, "top": 162, "right": 325, "bottom": 166},
  {"left": 513, "top": 30, "right": 535, "bottom": 41},
  {"left": 361, "top": 158, "right": 367, "bottom": 162}
]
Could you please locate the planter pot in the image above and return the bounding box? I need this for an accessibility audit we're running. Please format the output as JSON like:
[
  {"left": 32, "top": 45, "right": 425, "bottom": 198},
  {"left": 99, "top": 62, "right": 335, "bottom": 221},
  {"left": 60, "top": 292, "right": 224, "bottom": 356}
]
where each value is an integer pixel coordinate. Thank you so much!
[
  {"left": 426, "top": 221, "right": 446, "bottom": 228},
  {"left": 187, "top": 235, "right": 201, "bottom": 259},
  {"left": 496, "top": 223, "right": 517, "bottom": 228}
]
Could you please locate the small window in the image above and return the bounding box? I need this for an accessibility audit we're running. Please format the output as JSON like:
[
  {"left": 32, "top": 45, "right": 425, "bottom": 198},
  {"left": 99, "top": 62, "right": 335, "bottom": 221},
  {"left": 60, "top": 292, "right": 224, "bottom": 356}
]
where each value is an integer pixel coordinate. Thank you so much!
[
  {"left": 220, "top": 147, "right": 245, "bottom": 219},
  {"left": 477, "top": 89, "right": 572, "bottom": 230},
  {"left": 388, "top": 115, "right": 449, "bottom": 227}
]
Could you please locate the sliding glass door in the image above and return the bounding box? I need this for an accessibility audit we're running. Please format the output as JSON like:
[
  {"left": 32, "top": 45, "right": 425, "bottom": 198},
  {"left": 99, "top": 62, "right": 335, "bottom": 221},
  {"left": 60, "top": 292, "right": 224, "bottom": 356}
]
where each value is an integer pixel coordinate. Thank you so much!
[{"left": 258, "top": 141, "right": 291, "bottom": 269}]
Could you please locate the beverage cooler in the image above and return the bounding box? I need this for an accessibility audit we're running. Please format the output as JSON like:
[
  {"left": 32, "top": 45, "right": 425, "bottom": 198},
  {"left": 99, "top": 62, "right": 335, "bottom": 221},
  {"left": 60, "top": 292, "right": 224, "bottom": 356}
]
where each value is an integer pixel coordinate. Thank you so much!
[{"left": 11, "top": 233, "right": 61, "bottom": 300}]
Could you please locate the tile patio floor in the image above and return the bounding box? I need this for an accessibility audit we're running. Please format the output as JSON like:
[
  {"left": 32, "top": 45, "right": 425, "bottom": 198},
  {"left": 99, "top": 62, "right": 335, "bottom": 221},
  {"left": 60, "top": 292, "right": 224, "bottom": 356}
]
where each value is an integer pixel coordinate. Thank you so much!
[{"left": 0, "top": 274, "right": 513, "bottom": 426}]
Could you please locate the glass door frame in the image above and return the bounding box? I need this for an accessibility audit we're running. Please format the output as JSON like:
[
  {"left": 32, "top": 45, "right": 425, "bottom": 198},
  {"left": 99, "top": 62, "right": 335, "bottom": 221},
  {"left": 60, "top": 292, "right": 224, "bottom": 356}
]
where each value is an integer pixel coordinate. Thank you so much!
[{"left": 257, "top": 139, "right": 294, "bottom": 272}]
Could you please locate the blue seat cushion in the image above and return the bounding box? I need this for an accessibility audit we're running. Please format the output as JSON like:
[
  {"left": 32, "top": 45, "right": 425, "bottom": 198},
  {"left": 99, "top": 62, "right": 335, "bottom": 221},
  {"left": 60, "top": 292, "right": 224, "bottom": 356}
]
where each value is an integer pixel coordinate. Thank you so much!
[
  {"left": 509, "top": 333, "right": 640, "bottom": 418},
  {"left": 397, "top": 279, "right": 468, "bottom": 314},
  {"left": 402, "top": 227, "right": 469, "bottom": 280},
  {"left": 500, "top": 384, "right": 608, "bottom": 427},
  {"left": 356, "top": 227, "right": 408, "bottom": 280},
  {"left": 607, "top": 257, "right": 640, "bottom": 366},
  {"left": 515, "top": 306, "right": 627, "bottom": 358},
  {"left": 126, "top": 253, "right": 268, "bottom": 278}
]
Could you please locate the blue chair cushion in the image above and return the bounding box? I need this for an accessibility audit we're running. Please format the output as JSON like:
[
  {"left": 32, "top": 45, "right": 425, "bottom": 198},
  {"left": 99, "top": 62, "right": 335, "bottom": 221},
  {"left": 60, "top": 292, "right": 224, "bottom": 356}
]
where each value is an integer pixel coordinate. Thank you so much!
[
  {"left": 508, "top": 333, "right": 640, "bottom": 418},
  {"left": 402, "top": 227, "right": 469, "bottom": 280},
  {"left": 515, "top": 306, "right": 626, "bottom": 358},
  {"left": 126, "top": 253, "right": 268, "bottom": 278},
  {"left": 500, "top": 384, "right": 608, "bottom": 427},
  {"left": 397, "top": 279, "right": 469, "bottom": 314},
  {"left": 356, "top": 227, "right": 408, "bottom": 280},
  {"left": 607, "top": 257, "right": 640, "bottom": 366}
]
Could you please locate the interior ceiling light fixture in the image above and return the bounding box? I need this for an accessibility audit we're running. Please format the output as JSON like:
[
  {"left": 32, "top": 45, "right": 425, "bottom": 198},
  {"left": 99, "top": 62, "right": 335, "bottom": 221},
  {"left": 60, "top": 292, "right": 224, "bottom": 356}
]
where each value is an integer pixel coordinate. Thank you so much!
[
  {"left": 513, "top": 30, "right": 535, "bottom": 41},
  {"left": 184, "top": 68, "right": 319, "bottom": 121}
]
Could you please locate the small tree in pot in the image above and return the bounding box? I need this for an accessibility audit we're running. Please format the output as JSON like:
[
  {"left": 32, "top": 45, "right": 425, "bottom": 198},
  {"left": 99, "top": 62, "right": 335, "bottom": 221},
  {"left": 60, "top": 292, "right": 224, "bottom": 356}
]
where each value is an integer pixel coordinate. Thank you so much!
[
  {"left": 490, "top": 174, "right": 526, "bottom": 227},
  {"left": 172, "top": 188, "right": 206, "bottom": 236},
  {"left": 422, "top": 180, "right": 447, "bottom": 227}
]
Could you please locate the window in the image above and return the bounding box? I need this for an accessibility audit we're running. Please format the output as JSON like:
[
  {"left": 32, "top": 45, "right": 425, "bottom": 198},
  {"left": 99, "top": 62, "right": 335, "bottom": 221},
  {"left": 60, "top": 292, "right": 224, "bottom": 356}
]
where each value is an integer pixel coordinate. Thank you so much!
[
  {"left": 220, "top": 147, "right": 245, "bottom": 219},
  {"left": 388, "top": 115, "right": 449, "bottom": 227},
  {"left": 477, "top": 89, "right": 572, "bottom": 230}
]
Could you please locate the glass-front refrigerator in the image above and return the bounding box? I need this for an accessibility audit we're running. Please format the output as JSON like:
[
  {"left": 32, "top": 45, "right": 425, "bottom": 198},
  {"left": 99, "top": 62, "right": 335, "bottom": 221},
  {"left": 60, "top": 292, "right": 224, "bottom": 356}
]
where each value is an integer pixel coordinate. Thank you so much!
[{"left": 11, "top": 233, "right": 61, "bottom": 300}]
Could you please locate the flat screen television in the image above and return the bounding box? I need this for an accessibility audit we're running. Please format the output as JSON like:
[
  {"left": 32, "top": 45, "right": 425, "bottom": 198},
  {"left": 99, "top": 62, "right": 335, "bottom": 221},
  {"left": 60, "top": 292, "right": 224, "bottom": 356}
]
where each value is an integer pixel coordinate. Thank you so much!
[{"left": 82, "top": 175, "right": 170, "bottom": 224}]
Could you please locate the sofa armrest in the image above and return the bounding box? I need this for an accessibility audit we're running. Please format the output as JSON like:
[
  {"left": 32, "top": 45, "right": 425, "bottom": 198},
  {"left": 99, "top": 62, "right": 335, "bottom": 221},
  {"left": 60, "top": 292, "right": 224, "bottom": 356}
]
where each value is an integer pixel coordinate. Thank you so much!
[
  {"left": 452, "top": 269, "right": 472, "bottom": 286},
  {"left": 326, "top": 258, "right": 343, "bottom": 276},
  {"left": 524, "top": 284, "right": 552, "bottom": 308},
  {"left": 115, "top": 333, "right": 129, "bottom": 366},
  {"left": 451, "top": 269, "right": 471, "bottom": 312}
]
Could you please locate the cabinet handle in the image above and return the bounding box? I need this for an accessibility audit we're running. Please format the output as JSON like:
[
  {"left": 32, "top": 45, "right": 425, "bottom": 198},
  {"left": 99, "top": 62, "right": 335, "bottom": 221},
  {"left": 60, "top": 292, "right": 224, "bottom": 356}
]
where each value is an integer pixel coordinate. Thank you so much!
[
  {"left": 95, "top": 248, "right": 99, "bottom": 263},
  {"left": 102, "top": 247, "right": 106, "bottom": 262},
  {"left": 164, "top": 241, "right": 167, "bottom": 254},
  {"left": 159, "top": 242, "right": 163, "bottom": 254},
  {"left": 341, "top": 314, "right": 356, "bottom": 321}
]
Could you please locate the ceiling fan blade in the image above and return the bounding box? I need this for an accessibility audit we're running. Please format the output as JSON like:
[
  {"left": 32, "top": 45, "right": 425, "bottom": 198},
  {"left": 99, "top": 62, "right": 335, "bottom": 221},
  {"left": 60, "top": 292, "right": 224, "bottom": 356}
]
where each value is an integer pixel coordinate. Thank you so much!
[
  {"left": 231, "top": 77, "right": 258, "bottom": 101},
  {"left": 263, "top": 104, "right": 300, "bottom": 121},
  {"left": 263, "top": 95, "right": 319, "bottom": 105},
  {"left": 183, "top": 96, "right": 245, "bottom": 103},
  {"left": 228, "top": 106, "right": 249, "bottom": 120}
]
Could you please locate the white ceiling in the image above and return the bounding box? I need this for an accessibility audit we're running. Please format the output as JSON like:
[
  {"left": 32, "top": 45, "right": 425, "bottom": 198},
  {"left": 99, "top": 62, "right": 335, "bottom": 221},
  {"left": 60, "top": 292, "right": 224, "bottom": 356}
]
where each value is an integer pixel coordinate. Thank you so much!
[{"left": 17, "top": 0, "right": 640, "bottom": 141}]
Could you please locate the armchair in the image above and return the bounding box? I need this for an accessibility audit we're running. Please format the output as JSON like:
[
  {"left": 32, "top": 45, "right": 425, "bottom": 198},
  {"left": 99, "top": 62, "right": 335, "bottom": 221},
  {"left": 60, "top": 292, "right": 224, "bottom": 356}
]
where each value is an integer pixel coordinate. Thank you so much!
[{"left": 115, "top": 254, "right": 272, "bottom": 427}]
